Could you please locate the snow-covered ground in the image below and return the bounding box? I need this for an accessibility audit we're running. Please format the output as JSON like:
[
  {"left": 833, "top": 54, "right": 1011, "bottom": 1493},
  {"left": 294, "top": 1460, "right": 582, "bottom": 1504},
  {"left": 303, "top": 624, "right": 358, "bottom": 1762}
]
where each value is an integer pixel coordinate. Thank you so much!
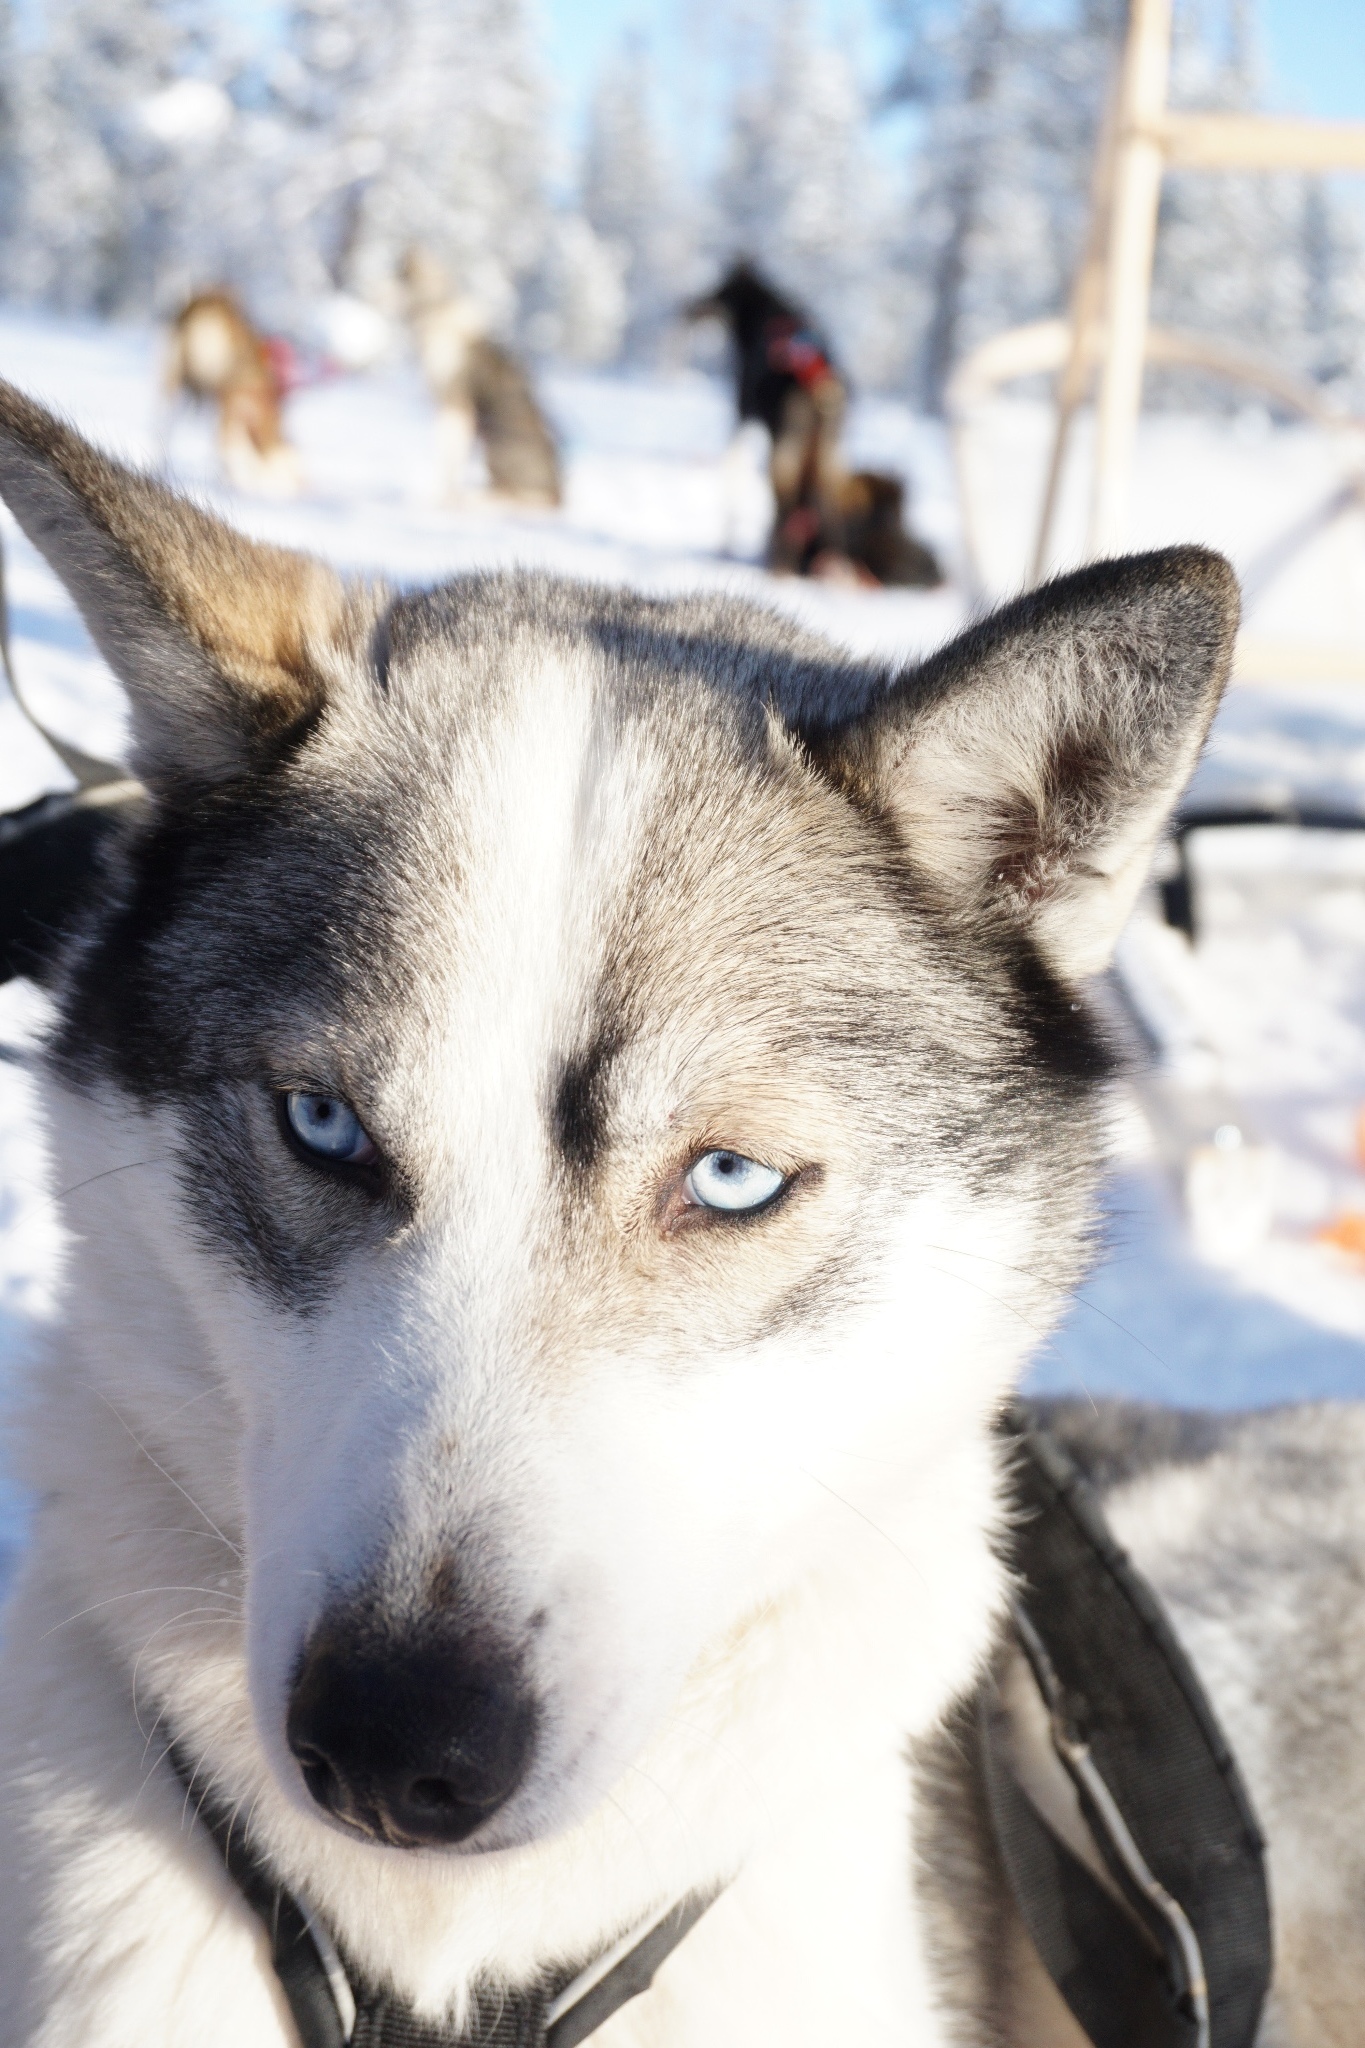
[{"left": 5, "top": 307, "right": 1365, "bottom": 1585}]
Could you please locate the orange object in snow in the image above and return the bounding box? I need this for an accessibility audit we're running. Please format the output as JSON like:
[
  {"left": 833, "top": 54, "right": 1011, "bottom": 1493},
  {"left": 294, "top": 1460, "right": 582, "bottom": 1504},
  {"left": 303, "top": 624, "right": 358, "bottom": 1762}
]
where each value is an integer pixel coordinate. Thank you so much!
[{"left": 1318, "top": 1210, "right": 1365, "bottom": 1260}]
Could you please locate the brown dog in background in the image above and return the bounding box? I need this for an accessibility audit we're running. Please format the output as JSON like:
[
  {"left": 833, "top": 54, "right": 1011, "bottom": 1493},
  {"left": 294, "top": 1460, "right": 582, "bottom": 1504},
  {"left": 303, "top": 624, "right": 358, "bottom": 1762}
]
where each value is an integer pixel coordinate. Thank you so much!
[
  {"left": 164, "top": 291, "right": 303, "bottom": 496},
  {"left": 775, "top": 470, "right": 943, "bottom": 589},
  {"left": 400, "top": 250, "right": 561, "bottom": 510}
]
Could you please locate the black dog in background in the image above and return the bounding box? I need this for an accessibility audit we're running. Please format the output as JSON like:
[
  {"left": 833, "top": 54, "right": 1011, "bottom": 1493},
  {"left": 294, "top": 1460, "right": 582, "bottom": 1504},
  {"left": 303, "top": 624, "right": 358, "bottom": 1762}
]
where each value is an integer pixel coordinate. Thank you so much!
[{"left": 687, "top": 262, "right": 941, "bottom": 588}]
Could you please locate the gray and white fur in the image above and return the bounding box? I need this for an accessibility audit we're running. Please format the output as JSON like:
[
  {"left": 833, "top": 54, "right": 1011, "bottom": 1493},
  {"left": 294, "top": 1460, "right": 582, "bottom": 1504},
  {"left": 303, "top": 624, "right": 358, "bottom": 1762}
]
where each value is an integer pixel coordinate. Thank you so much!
[{"left": 0, "top": 377, "right": 1356, "bottom": 2046}]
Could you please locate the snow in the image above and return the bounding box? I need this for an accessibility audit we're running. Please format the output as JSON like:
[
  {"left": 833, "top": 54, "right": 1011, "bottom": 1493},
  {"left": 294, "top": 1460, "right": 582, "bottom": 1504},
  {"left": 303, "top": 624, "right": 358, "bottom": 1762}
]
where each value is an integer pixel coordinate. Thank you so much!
[
  {"left": 5, "top": 307, "right": 1365, "bottom": 1589},
  {"left": 963, "top": 397, "right": 1365, "bottom": 650},
  {"left": 136, "top": 79, "right": 233, "bottom": 147}
]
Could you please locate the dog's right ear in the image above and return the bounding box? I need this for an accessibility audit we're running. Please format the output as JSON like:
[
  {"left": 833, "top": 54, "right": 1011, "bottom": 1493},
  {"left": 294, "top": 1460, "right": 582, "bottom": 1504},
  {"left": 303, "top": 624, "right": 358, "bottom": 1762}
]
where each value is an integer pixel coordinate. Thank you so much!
[
  {"left": 800, "top": 547, "right": 1238, "bottom": 983},
  {"left": 0, "top": 379, "right": 352, "bottom": 789}
]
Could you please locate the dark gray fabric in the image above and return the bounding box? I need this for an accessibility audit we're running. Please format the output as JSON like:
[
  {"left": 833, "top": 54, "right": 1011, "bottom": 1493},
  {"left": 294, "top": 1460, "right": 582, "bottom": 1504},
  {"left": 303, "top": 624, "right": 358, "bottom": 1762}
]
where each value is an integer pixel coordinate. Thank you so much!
[
  {"left": 169, "top": 1749, "right": 348, "bottom": 2048},
  {"left": 347, "top": 1981, "right": 551, "bottom": 2048},
  {"left": 979, "top": 1687, "right": 1188, "bottom": 2048},
  {"left": 547, "top": 1895, "right": 721, "bottom": 2048},
  {"left": 1023, "top": 1397, "right": 1235, "bottom": 1497},
  {"left": 985, "top": 1409, "right": 1272, "bottom": 2048}
]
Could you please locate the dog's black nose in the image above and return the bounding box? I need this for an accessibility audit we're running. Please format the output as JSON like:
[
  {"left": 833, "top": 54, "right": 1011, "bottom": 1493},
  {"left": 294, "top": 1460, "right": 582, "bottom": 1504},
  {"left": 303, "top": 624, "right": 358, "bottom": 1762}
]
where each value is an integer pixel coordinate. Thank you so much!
[{"left": 286, "top": 1616, "right": 536, "bottom": 1848}]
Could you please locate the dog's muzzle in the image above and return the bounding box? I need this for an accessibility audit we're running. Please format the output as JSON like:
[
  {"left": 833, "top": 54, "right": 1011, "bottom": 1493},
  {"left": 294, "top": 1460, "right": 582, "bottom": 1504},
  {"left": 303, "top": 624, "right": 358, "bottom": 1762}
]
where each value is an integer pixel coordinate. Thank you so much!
[{"left": 286, "top": 1611, "right": 537, "bottom": 1848}]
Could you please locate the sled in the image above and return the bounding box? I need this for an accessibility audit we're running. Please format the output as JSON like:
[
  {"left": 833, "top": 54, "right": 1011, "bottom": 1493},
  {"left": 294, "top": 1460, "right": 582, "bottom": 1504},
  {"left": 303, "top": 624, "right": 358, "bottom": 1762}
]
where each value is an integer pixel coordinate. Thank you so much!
[{"left": 1112, "top": 798, "right": 1365, "bottom": 1263}]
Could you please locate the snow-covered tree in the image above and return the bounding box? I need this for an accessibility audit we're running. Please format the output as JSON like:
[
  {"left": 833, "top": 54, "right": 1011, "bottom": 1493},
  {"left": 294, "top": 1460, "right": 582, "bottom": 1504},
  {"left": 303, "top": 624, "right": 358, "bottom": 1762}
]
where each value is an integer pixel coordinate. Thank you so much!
[
  {"left": 1151, "top": 8, "right": 1365, "bottom": 400},
  {"left": 310, "top": 0, "right": 550, "bottom": 337},
  {"left": 4, "top": 0, "right": 193, "bottom": 312},
  {"left": 583, "top": 41, "right": 696, "bottom": 365},
  {"left": 888, "top": 0, "right": 1121, "bottom": 410},
  {"left": 889, "top": 0, "right": 1365, "bottom": 411},
  {"left": 711, "top": 5, "right": 895, "bottom": 382},
  {"left": 0, "top": 0, "right": 579, "bottom": 352},
  {"left": 522, "top": 212, "right": 628, "bottom": 365},
  {"left": 0, "top": 0, "right": 279, "bottom": 319},
  {"left": 266, "top": 0, "right": 395, "bottom": 303}
]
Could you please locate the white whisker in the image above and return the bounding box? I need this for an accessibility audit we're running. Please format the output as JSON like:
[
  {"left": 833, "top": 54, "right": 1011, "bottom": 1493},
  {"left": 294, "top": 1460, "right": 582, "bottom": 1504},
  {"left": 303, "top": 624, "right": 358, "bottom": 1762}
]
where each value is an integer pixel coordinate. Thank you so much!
[{"left": 84, "top": 1384, "right": 243, "bottom": 1562}]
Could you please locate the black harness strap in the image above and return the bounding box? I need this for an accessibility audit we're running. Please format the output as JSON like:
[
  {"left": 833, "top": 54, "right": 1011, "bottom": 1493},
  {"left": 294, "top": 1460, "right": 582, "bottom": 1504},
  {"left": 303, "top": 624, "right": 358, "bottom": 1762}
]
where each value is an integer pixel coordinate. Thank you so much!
[
  {"left": 348, "top": 1984, "right": 549, "bottom": 2048},
  {"left": 170, "top": 1752, "right": 350, "bottom": 2048},
  {"left": 168, "top": 1748, "right": 720, "bottom": 2048},
  {"left": 542, "top": 1894, "right": 720, "bottom": 2048},
  {"left": 0, "top": 523, "right": 147, "bottom": 990},
  {"left": 982, "top": 1410, "right": 1272, "bottom": 2048}
]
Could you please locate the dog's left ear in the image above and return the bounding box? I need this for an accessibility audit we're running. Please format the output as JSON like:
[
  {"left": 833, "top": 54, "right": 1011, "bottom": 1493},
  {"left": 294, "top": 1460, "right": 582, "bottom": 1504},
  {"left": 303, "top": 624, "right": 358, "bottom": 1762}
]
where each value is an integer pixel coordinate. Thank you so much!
[
  {"left": 805, "top": 547, "right": 1237, "bottom": 981},
  {"left": 0, "top": 379, "right": 351, "bottom": 789}
]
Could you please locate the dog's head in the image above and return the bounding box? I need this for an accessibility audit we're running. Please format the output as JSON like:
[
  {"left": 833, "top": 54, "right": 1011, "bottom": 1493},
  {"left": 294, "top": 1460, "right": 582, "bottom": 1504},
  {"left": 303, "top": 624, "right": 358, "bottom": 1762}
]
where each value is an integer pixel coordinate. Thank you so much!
[
  {"left": 685, "top": 260, "right": 803, "bottom": 349},
  {"left": 0, "top": 382, "right": 1235, "bottom": 1857}
]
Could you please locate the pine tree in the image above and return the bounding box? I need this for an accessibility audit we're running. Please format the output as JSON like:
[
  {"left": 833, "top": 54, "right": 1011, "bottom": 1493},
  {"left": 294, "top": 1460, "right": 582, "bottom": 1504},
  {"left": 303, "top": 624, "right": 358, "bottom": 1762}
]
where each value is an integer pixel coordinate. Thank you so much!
[
  {"left": 583, "top": 40, "right": 694, "bottom": 366},
  {"left": 889, "top": 0, "right": 1365, "bottom": 411},
  {"left": 2, "top": 0, "right": 555, "bottom": 338},
  {"left": 712, "top": 4, "right": 892, "bottom": 379},
  {"left": 0, "top": 1, "right": 18, "bottom": 295},
  {"left": 5, "top": 0, "right": 190, "bottom": 312},
  {"left": 1150, "top": 6, "right": 1365, "bottom": 398},
  {"left": 321, "top": 0, "right": 551, "bottom": 337},
  {"left": 2, "top": 0, "right": 264, "bottom": 318},
  {"left": 889, "top": 0, "right": 1121, "bottom": 411},
  {"left": 268, "top": 0, "right": 396, "bottom": 302}
]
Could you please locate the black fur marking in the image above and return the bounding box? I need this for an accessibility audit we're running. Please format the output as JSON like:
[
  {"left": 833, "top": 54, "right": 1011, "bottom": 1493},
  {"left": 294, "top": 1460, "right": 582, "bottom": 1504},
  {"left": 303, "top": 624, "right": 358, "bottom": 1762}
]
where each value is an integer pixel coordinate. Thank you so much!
[
  {"left": 553, "top": 1032, "right": 620, "bottom": 1174},
  {"left": 1004, "top": 936, "right": 1117, "bottom": 1089},
  {"left": 48, "top": 766, "right": 418, "bottom": 1310},
  {"left": 370, "top": 607, "right": 393, "bottom": 695},
  {"left": 239, "top": 692, "right": 330, "bottom": 785}
]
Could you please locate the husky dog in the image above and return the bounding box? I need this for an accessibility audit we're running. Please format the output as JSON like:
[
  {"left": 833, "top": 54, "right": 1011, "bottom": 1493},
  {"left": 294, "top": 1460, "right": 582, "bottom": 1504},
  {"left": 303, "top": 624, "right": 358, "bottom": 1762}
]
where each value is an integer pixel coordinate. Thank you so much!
[
  {"left": 687, "top": 262, "right": 941, "bottom": 588},
  {"left": 164, "top": 290, "right": 304, "bottom": 498},
  {"left": 401, "top": 249, "right": 562, "bottom": 510},
  {"left": 0, "top": 378, "right": 1359, "bottom": 2046}
]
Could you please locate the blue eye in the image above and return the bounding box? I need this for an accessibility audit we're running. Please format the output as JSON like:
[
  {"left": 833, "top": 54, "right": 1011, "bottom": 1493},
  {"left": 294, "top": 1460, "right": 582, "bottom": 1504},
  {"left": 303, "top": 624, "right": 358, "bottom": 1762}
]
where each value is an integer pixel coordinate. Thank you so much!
[
  {"left": 283, "top": 1091, "right": 376, "bottom": 1166},
  {"left": 684, "top": 1150, "right": 786, "bottom": 1214}
]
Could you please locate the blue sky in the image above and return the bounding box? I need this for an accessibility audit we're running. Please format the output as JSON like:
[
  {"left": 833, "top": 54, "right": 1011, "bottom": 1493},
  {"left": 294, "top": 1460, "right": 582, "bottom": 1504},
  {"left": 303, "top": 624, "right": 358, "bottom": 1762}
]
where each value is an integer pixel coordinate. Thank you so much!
[
  {"left": 539, "top": 0, "right": 1365, "bottom": 140},
  {"left": 1259, "top": 0, "right": 1365, "bottom": 119}
]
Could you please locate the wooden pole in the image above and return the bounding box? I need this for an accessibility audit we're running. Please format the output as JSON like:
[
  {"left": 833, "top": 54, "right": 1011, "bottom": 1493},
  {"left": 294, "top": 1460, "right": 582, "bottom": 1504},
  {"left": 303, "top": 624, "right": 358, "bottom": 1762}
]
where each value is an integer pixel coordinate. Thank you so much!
[
  {"left": 1158, "top": 113, "right": 1365, "bottom": 170},
  {"left": 1031, "top": 84, "right": 1119, "bottom": 583},
  {"left": 1088, "top": 0, "right": 1172, "bottom": 557}
]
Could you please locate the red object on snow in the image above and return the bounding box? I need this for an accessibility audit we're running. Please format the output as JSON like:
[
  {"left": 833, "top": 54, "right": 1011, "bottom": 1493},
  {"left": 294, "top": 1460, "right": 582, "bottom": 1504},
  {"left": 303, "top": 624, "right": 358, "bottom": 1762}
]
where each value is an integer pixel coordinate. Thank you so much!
[{"left": 262, "top": 334, "right": 339, "bottom": 400}]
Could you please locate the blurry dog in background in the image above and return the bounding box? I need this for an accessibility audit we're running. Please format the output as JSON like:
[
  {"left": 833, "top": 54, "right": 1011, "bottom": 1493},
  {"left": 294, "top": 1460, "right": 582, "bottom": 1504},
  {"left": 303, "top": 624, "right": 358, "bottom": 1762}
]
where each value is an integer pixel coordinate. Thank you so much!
[
  {"left": 164, "top": 290, "right": 303, "bottom": 497},
  {"left": 836, "top": 470, "right": 942, "bottom": 589},
  {"left": 400, "top": 248, "right": 562, "bottom": 510},
  {"left": 688, "top": 261, "right": 941, "bottom": 588}
]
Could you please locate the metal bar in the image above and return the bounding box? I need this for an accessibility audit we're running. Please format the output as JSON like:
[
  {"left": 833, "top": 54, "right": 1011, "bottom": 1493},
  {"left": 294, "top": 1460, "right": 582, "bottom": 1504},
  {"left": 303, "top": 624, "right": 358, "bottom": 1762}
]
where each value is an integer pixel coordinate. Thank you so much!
[{"left": 0, "top": 523, "right": 128, "bottom": 791}]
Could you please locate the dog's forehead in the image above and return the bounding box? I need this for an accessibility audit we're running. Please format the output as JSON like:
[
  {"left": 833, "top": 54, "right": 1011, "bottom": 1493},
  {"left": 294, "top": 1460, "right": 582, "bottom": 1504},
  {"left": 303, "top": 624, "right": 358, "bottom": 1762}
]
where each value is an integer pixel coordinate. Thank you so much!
[
  {"left": 61, "top": 582, "right": 909, "bottom": 1108},
  {"left": 323, "top": 613, "right": 883, "bottom": 1084}
]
